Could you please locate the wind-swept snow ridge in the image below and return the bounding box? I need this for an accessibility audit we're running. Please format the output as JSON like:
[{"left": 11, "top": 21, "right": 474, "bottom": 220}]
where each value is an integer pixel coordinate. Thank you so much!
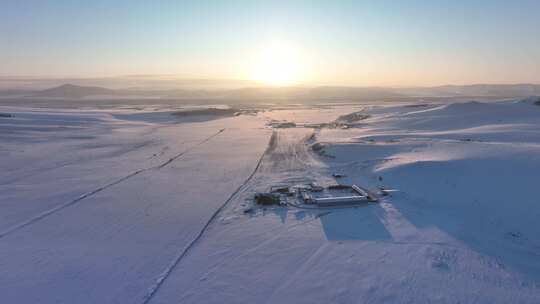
[{"left": 0, "top": 128, "right": 226, "bottom": 239}]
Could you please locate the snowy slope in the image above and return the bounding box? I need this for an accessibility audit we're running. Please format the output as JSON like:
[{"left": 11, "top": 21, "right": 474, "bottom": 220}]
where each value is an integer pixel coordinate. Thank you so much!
[
  {"left": 150, "top": 100, "right": 540, "bottom": 304},
  {"left": 0, "top": 107, "right": 271, "bottom": 303},
  {"left": 2, "top": 100, "right": 540, "bottom": 303}
]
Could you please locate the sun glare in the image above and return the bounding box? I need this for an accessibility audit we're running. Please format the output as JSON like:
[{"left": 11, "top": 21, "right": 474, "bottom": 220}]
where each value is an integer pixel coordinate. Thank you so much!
[{"left": 249, "top": 42, "right": 305, "bottom": 86}]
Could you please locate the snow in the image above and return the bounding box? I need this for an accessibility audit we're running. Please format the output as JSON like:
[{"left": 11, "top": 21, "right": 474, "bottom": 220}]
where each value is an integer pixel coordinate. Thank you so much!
[
  {"left": 0, "top": 107, "right": 270, "bottom": 303},
  {"left": 2, "top": 100, "right": 540, "bottom": 303}
]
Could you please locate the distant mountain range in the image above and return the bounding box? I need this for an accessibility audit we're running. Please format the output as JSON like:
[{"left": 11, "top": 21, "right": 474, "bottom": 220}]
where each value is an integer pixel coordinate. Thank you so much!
[
  {"left": 1, "top": 83, "right": 539, "bottom": 101},
  {"left": 397, "top": 84, "right": 540, "bottom": 97},
  {"left": 35, "top": 84, "right": 120, "bottom": 98}
]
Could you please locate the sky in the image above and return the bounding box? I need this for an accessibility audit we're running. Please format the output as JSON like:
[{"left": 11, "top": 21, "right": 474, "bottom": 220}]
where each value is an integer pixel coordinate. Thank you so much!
[{"left": 1, "top": 0, "right": 540, "bottom": 86}]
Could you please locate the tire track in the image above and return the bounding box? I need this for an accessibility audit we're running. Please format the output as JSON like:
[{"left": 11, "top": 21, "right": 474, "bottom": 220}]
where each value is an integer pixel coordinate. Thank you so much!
[
  {"left": 141, "top": 131, "right": 276, "bottom": 304},
  {"left": 0, "top": 129, "right": 226, "bottom": 240}
]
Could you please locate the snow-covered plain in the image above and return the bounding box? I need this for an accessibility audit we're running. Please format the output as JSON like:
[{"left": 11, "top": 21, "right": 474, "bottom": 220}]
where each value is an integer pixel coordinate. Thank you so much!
[
  {"left": 2, "top": 99, "right": 540, "bottom": 303},
  {"left": 0, "top": 106, "right": 271, "bottom": 303}
]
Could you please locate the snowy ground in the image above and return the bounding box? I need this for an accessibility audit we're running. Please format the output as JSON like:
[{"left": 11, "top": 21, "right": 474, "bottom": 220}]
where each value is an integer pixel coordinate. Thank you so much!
[
  {"left": 2, "top": 99, "right": 540, "bottom": 303},
  {"left": 0, "top": 106, "right": 271, "bottom": 303}
]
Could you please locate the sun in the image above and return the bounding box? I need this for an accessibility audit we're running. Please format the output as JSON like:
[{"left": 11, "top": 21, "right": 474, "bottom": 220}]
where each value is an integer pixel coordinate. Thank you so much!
[{"left": 249, "top": 42, "right": 305, "bottom": 86}]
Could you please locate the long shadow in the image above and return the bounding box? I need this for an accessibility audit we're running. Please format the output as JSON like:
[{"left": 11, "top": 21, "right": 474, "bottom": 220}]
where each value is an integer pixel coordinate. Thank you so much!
[
  {"left": 386, "top": 157, "right": 540, "bottom": 282},
  {"left": 258, "top": 204, "right": 391, "bottom": 241},
  {"left": 318, "top": 205, "right": 391, "bottom": 241}
]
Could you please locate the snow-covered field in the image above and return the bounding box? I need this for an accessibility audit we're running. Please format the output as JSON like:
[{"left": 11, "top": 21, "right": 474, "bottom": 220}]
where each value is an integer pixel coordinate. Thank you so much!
[{"left": 2, "top": 99, "right": 540, "bottom": 303}]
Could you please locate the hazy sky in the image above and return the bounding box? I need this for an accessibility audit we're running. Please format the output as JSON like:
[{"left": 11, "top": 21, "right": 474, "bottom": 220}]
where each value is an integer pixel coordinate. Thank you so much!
[{"left": 2, "top": 0, "right": 540, "bottom": 86}]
